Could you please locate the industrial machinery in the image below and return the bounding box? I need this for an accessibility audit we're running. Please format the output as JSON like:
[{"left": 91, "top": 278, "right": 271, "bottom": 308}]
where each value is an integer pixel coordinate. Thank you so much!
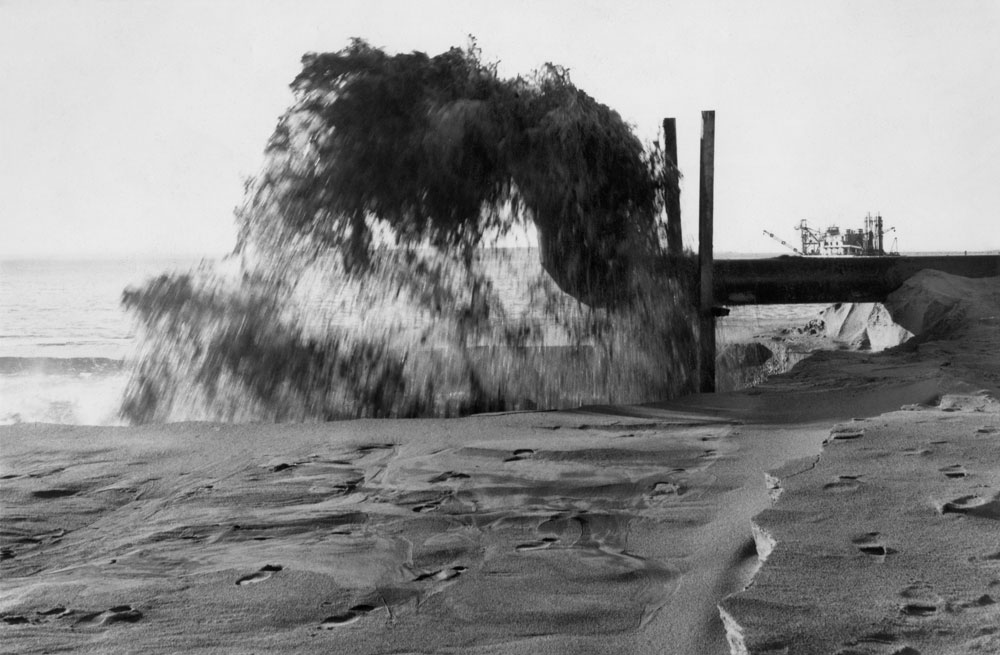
[{"left": 763, "top": 213, "right": 896, "bottom": 256}]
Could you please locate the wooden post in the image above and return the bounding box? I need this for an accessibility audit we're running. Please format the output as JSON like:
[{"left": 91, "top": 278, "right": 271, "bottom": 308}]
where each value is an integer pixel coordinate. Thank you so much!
[
  {"left": 662, "top": 118, "right": 682, "bottom": 256},
  {"left": 698, "top": 110, "right": 716, "bottom": 393}
]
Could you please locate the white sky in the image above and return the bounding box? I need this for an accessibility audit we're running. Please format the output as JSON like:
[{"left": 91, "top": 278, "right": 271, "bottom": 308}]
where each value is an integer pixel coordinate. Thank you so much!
[{"left": 1, "top": 0, "right": 998, "bottom": 258}]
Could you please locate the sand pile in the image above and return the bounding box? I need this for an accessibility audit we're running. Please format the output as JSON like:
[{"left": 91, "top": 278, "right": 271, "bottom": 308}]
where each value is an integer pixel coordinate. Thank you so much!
[
  {"left": 715, "top": 300, "right": 914, "bottom": 393},
  {"left": 884, "top": 268, "right": 1000, "bottom": 340},
  {"left": 819, "top": 302, "right": 913, "bottom": 351}
]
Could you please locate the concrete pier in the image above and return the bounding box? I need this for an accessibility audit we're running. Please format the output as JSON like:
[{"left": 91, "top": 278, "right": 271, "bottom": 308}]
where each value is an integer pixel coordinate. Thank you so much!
[{"left": 713, "top": 254, "right": 999, "bottom": 305}]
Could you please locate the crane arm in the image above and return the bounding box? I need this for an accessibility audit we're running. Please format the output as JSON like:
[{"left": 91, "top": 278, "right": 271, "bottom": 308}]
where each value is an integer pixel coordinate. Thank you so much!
[{"left": 762, "top": 230, "right": 803, "bottom": 255}]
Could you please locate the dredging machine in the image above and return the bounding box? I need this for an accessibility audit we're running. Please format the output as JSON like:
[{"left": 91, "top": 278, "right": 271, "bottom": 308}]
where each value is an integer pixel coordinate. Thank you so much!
[{"left": 764, "top": 213, "right": 897, "bottom": 256}]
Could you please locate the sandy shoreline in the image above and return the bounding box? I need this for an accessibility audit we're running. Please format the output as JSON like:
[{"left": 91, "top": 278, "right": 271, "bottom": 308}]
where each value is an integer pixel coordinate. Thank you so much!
[{"left": 1, "top": 271, "right": 998, "bottom": 654}]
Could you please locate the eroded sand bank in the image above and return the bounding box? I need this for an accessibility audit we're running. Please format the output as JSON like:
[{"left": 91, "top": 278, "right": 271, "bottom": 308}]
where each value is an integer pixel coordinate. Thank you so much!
[
  {"left": 719, "top": 271, "right": 1000, "bottom": 655},
  {"left": 1, "top": 271, "right": 997, "bottom": 654}
]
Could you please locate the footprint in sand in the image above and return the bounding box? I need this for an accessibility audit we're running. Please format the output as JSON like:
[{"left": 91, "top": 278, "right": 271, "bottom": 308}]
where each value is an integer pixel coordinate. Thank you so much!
[
  {"left": 829, "top": 424, "right": 866, "bottom": 441},
  {"left": 515, "top": 537, "right": 559, "bottom": 552},
  {"left": 31, "top": 488, "right": 79, "bottom": 499},
  {"left": 357, "top": 443, "right": 395, "bottom": 454},
  {"left": 75, "top": 605, "right": 143, "bottom": 626},
  {"left": 412, "top": 501, "right": 441, "bottom": 513},
  {"left": 35, "top": 607, "right": 73, "bottom": 621},
  {"left": 100, "top": 606, "right": 143, "bottom": 625},
  {"left": 648, "top": 481, "right": 685, "bottom": 498},
  {"left": 940, "top": 494, "right": 1000, "bottom": 520},
  {"left": 504, "top": 449, "right": 535, "bottom": 463},
  {"left": 235, "top": 564, "right": 283, "bottom": 586},
  {"left": 899, "top": 582, "right": 944, "bottom": 618},
  {"left": 824, "top": 476, "right": 862, "bottom": 493},
  {"left": 939, "top": 464, "right": 968, "bottom": 479},
  {"left": 852, "top": 532, "right": 896, "bottom": 557},
  {"left": 320, "top": 603, "right": 378, "bottom": 628},
  {"left": 413, "top": 565, "right": 467, "bottom": 581},
  {"left": 900, "top": 602, "right": 938, "bottom": 617}
]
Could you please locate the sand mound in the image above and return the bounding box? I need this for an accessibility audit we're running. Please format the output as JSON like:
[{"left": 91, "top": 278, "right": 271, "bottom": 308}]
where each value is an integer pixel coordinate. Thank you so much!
[
  {"left": 819, "top": 302, "right": 913, "bottom": 351},
  {"left": 885, "top": 269, "right": 1000, "bottom": 339}
]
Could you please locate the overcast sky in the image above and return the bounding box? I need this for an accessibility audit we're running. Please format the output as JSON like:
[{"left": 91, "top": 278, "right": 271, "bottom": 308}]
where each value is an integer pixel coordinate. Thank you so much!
[{"left": 2, "top": 0, "right": 998, "bottom": 258}]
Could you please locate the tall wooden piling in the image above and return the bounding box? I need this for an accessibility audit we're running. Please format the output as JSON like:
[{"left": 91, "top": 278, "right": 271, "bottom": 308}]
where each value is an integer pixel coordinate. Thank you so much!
[
  {"left": 698, "top": 111, "right": 716, "bottom": 393},
  {"left": 662, "top": 118, "right": 683, "bottom": 256}
]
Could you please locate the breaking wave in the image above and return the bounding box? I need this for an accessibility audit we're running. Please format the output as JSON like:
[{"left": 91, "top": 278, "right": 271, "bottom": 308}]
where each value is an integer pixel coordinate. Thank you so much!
[{"left": 0, "top": 357, "right": 127, "bottom": 426}]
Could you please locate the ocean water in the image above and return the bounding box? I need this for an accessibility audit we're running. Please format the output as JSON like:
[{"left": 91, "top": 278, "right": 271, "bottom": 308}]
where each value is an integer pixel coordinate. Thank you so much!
[
  {"left": 0, "top": 258, "right": 203, "bottom": 424},
  {"left": 1, "top": 255, "right": 824, "bottom": 425}
]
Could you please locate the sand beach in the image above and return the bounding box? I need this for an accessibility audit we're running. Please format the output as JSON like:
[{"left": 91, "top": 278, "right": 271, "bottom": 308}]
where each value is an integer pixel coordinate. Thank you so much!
[
  {"left": 5, "top": 4, "right": 1000, "bottom": 653},
  {"left": 1, "top": 270, "right": 998, "bottom": 655}
]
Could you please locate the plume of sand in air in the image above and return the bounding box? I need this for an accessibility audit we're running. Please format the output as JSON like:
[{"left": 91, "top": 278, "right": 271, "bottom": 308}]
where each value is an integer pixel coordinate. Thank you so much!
[{"left": 120, "top": 39, "right": 697, "bottom": 423}]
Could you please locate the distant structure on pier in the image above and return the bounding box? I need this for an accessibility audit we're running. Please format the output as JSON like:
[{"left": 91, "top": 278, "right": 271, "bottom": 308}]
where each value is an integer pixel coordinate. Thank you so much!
[{"left": 764, "top": 213, "right": 898, "bottom": 257}]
